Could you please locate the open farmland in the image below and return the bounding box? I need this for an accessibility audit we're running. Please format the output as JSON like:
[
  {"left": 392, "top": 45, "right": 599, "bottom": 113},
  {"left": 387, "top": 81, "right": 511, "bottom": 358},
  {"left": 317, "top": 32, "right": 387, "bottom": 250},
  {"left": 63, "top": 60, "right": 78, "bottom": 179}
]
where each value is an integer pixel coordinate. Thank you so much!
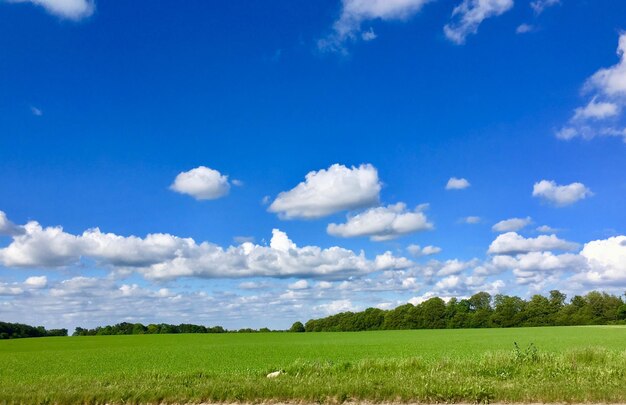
[{"left": 1, "top": 326, "right": 626, "bottom": 404}]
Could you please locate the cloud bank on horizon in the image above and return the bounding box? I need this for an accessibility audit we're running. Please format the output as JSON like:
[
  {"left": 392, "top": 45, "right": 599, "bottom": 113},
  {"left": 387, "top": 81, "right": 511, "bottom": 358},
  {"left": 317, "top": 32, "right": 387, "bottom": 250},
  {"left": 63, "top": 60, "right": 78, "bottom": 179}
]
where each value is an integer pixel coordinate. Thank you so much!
[{"left": 1, "top": 207, "right": 625, "bottom": 328}]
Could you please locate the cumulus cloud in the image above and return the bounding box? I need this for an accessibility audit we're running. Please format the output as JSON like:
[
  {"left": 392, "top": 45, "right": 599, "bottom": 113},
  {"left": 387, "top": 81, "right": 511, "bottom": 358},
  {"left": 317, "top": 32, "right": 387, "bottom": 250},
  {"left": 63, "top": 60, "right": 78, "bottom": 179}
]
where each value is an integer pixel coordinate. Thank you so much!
[
  {"left": 319, "top": 0, "right": 434, "bottom": 51},
  {"left": 407, "top": 244, "right": 442, "bottom": 257},
  {"left": 492, "top": 217, "right": 532, "bottom": 232},
  {"left": 8, "top": 0, "right": 94, "bottom": 20},
  {"left": 558, "top": 34, "right": 626, "bottom": 143},
  {"left": 444, "top": 0, "right": 514, "bottom": 45},
  {"left": 24, "top": 276, "right": 48, "bottom": 289},
  {"left": 492, "top": 252, "right": 582, "bottom": 273},
  {"left": 445, "top": 177, "right": 471, "bottom": 190},
  {"left": 573, "top": 236, "right": 626, "bottom": 286},
  {"left": 170, "top": 166, "right": 231, "bottom": 200},
  {"left": 492, "top": 251, "right": 585, "bottom": 284},
  {"left": 269, "top": 164, "right": 381, "bottom": 219},
  {"left": 0, "top": 212, "right": 411, "bottom": 281},
  {"left": 436, "top": 259, "right": 472, "bottom": 276},
  {"left": 327, "top": 203, "right": 433, "bottom": 241},
  {"left": 488, "top": 232, "right": 579, "bottom": 255},
  {"left": 530, "top": 0, "right": 559, "bottom": 14},
  {"left": 532, "top": 180, "right": 592, "bottom": 206}
]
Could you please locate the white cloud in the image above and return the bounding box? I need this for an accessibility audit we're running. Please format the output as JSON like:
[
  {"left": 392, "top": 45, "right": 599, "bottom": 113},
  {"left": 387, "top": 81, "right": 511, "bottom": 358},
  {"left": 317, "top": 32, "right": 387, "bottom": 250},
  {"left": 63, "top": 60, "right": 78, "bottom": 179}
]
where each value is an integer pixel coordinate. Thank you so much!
[
  {"left": 327, "top": 203, "right": 433, "bottom": 241},
  {"left": 319, "top": 0, "right": 434, "bottom": 51},
  {"left": 485, "top": 234, "right": 626, "bottom": 290},
  {"left": 417, "top": 273, "right": 505, "bottom": 299},
  {"left": 238, "top": 281, "right": 268, "bottom": 290},
  {"left": 488, "top": 232, "right": 579, "bottom": 255},
  {"left": 315, "top": 299, "right": 356, "bottom": 314},
  {"left": 269, "top": 164, "right": 381, "bottom": 219},
  {"left": 288, "top": 280, "right": 310, "bottom": 290},
  {"left": 374, "top": 251, "right": 414, "bottom": 270},
  {"left": 138, "top": 230, "right": 405, "bottom": 280},
  {"left": 532, "top": 180, "right": 592, "bottom": 206},
  {"left": 0, "top": 276, "right": 291, "bottom": 330},
  {"left": 574, "top": 236, "right": 626, "bottom": 286},
  {"left": 0, "top": 284, "right": 23, "bottom": 296},
  {"left": 536, "top": 225, "right": 558, "bottom": 233},
  {"left": 445, "top": 177, "right": 471, "bottom": 190},
  {"left": 8, "top": 0, "right": 94, "bottom": 20},
  {"left": 407, "top": 244, "right": 442, "bottom": 257},
  {"left": 437, "top": 259, "right": 471, "bottom": 276},
  {"left": 588, "top": 33, "right": 626, "bottom": 98},
  {"left": 0, "top": 212, "right": 411, "bottom": 282},
  {"left": 492, "top": 252, "right": 582, "bottom": 273},
  {"left": 573, "top": 98, "right": 620, "bottom": 120},
  {"left": 268, "top": 229, "right": 297, "bottom": 252},
  {"left": 444, "top": 0, "right": 514, "bottom": 45},
  {"left": 557, "top": 126, "right": 626, "bottom": 143},
  {"left": 516, "top": 23, "right": 534, "bottom": 34},
  {"left": 492, "top": 251, "right": 584, "bottom": 284},
  {"left": 316, "top": 281, "right": 334, "bottom": 289},
  {"left": 492, "top": 217, "right": 532, "bottom": 232},
  {"left": 558, "top": 34, "right": 626, "bottom": 142},
  {"left": 530, "top": 0, "right": 559, "bottom": 14},
  {"left": 24, "top": 276, "right": 48, "bottom": 289},
  {"left": 0, "top": 211, "right": 24, "bottom": 236},
  {"left": 170, "top": 166, "right": 231, "bottom": 200},
  {"left": 462, "top": 216, "right": 481, "bottom": 224},
  {"left": 0, "top": 221, "right": 89, "bottom": 267}
]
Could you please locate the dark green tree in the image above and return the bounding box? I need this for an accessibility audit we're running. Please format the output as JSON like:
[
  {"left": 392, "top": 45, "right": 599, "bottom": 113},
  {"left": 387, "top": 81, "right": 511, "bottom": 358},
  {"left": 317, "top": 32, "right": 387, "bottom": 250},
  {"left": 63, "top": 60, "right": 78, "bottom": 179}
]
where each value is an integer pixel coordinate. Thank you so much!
[{"left": 289, "top": 321, "right": 305, "bottom": 332}]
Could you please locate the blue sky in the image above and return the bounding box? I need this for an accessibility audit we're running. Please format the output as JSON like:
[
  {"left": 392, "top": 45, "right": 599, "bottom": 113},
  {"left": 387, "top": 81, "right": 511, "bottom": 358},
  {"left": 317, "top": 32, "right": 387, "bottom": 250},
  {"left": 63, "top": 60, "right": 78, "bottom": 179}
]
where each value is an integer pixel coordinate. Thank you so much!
[{"left": 0, "top": 0, "right": 625, "bottom": 330}]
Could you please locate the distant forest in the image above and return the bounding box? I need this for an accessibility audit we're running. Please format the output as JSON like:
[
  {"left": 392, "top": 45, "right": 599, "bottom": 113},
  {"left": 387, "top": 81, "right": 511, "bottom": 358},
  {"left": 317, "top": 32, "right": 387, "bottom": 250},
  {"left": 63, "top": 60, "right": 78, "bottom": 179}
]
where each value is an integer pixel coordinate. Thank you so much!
[
  {"left": 304, "top": 290, "right": 626, "bottom": 332},
  {"left": 2, "top": 290, "right": 625, "bottom": 339},
  {"left": 0, "top": 322, "right": 68, "bottom": 339},
  {"left": 73, "top": 323, "right": 229, "bottom": 336}
]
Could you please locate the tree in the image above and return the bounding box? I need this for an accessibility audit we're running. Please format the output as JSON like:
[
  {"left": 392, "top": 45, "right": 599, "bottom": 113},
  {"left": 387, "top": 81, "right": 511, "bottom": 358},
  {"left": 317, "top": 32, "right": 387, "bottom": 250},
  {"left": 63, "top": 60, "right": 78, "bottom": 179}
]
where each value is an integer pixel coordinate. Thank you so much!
[
  {"left": 469, "top": 292, "right": 493, "bottom": 328},
  {"left": 289, "top": 321, "right": 305, "bottom": 333},
  {"left": 419, "top": 297, "right": 447, "bottom": 329},
  {"left": 492, "top": 295, "right": 525, "bottom": 327},
  {"left": 524, "top": 295, "right": 553, "bottom": 326}
]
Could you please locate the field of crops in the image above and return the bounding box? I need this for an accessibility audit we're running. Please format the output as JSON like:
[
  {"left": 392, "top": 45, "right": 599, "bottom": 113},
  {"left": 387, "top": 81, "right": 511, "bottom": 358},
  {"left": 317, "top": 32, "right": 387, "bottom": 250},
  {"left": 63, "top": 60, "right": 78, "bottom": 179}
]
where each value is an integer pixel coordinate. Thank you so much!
[{"left": 1, "top": 326, "right": 625, "bottom": 404}]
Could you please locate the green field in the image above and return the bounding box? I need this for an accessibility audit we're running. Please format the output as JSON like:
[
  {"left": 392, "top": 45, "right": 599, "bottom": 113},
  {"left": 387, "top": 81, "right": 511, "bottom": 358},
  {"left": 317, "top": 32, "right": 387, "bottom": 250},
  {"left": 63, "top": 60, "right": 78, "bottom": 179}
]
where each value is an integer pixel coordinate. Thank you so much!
[{"left": 1, "top": 326, "right": 626, "bottom": 404}]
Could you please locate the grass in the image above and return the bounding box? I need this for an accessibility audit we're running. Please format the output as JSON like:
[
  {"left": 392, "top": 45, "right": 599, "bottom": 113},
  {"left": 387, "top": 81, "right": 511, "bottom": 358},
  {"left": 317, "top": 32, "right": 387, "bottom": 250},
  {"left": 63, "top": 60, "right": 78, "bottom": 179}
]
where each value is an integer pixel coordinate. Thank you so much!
[{"left": 0, "top": 326, "right": 625, "bottom": 404}]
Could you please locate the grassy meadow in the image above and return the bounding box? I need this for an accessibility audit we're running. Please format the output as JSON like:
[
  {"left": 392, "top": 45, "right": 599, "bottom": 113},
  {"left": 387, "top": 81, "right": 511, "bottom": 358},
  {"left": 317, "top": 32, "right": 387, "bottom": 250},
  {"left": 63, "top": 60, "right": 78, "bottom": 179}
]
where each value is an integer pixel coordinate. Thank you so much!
[{"left": 1, "top": 326, "right": 625, "bottom": 404}]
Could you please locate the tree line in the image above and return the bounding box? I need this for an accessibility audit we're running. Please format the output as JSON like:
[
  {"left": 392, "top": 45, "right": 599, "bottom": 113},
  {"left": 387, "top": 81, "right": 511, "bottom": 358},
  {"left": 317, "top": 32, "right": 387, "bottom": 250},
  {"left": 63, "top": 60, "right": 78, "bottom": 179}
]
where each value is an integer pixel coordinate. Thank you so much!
[
  {"left": 0, "top": 322, "right": 68, "bottom": 339},
  {"left": 73, "top": 323, "right": 228, "bottom": 336},
  {"left": 302, "top": 290, "right": 626, "bottom": 332}
]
